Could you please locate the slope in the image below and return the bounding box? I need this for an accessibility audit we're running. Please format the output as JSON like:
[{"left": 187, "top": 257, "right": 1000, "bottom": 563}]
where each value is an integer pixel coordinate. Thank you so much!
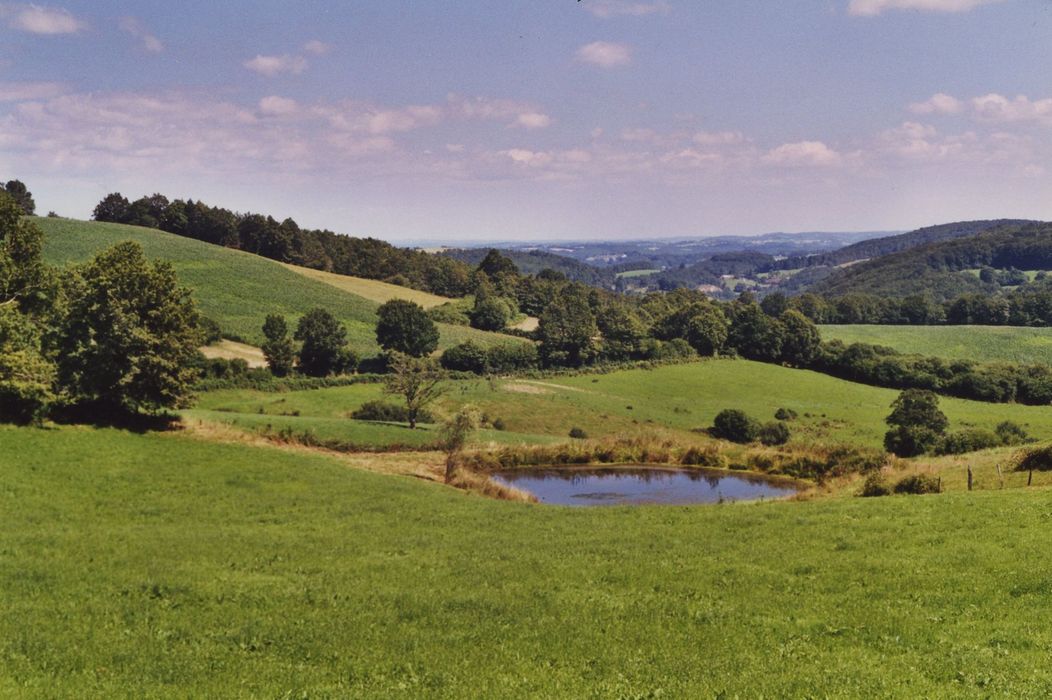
[{"left": 37, "top": 217, "right": 524, "bottom": 353}]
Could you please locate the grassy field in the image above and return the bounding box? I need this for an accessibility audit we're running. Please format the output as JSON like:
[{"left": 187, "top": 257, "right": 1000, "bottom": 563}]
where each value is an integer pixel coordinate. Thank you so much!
[
  {"left": 615, "top": 268, "right": 660, "bottom": 278},
  {"left": 37, "top": 217, "right": 522, "bottom": 353},
  {"left": 821, "top": 324, "right": 1052, "bottom": 365},
  {"left": 3, "top": 424, "right": 1052, "bottom": 697},
  {"left": 196, "top": 360, "right": 1052, "bottom": 450},
  {"left": 281, "top": 262, "right": 451, "bottom": 308}
]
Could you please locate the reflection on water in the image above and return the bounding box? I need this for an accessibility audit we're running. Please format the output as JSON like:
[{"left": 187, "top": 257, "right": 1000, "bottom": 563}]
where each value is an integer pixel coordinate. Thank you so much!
[{"left": 491, "top": 467, "right": 801, "bottom": 507}]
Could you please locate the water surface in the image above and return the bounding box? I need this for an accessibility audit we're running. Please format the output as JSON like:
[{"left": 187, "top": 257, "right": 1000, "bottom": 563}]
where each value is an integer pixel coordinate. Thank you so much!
[{"left": 492, "top": 466, "right": 801, "bottom": 507}]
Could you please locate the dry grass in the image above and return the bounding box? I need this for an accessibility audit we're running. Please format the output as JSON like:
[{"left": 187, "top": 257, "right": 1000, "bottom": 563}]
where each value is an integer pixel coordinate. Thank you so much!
[
  {"left": 200, "top": 339, "right": 267, "bottom": 367},
  {"left": 282, "top": 262, "right": 451, "bottom": 308}
]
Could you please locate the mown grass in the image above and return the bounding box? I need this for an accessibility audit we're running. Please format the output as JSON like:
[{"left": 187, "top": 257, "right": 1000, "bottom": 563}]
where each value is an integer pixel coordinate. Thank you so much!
[
  {"left": 36, "top": 217, "right": 522, "bottom": 353},
  {"left": 281, "top": 262, "right": 451, "bottom": 308},
  {"left": 821, "top": 324, "right": 1052, "bottom": 365},
  {"left": 202, "top": 360, "right": 1052, "bottom": 450},
  {"left": 3, "top": 424, "right": 1052, "bottom": 697}
]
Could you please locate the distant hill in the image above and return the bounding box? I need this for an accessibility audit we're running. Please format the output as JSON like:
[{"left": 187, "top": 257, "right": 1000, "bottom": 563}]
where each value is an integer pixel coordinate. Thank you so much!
[
  {"left": 37, "top": 217, "right": 525, "bottom": 353},
  {"left": 441, "top": 247, "right": 616, "bottom": 288},
  {"left": 812, "top": 220, "right": 1052, "bottom": 299}
]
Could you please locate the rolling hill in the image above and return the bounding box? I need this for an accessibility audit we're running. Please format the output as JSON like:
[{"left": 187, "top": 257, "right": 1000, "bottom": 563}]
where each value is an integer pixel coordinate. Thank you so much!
[{"left": 36, "top": 217, "right": 525, "bottom": 354}]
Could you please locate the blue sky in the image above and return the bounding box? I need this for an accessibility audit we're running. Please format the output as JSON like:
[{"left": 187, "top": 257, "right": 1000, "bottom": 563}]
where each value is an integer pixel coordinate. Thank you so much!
[{"left": 2, "top": 0, "right": 1051, "bottom": 241}]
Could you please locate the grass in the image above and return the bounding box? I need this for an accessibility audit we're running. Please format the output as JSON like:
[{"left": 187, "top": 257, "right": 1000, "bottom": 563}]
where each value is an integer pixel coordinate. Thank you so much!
[
  {"left": 195, "top": 360, "right": 1052, "bottom": 450},
  {"left": 37, "top": 217, "right": 523, "bottom": 353},
  {"left": 3, "top": 423, "right": 1052, "bottom": 696},
  {"left": 281, "top": 262, "right": 451, "bottom": 308},
  {"left": 615, "top": 268, "right": 660, "bottom": 278},
  {"left": 821, "top": 324, "right": 1052, "bottom": 365},
  {"left": 199, "top": 340, "right": 267, "bottom": 367}
]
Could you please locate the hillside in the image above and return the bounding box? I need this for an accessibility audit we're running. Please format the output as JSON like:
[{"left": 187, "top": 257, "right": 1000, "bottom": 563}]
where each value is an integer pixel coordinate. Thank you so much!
[
  {"left": 442, "top": 247, "right": 616, "bottom": 288},
  {"left": 37, "top": 217, "right": 524, "bottom": 353},
  {"left": 811, "top": 220, "right": 1052, "bottom": 299}
]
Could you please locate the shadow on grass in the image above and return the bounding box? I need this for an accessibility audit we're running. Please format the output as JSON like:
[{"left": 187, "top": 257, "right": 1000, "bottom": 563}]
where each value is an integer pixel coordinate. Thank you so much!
[{"left": 50, "top": 402, "right": 181, "bottom": 434}]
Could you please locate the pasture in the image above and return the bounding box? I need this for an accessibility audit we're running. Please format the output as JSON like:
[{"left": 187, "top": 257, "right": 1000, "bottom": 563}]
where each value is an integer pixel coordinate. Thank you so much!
[
  {"left": 821, "top": 324, "right": 1052, "bottom": 365},
  {"left": 3, "top": 424, "right": 1052, "bottom": 697}
]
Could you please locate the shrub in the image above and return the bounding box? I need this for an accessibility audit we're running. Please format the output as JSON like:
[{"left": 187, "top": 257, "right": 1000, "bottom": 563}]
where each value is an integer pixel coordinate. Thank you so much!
[
  {"left": 199, "top": 316, "right": 223, "bottom": 345},
  {"left": 774, "top": 407, "right": 798, "bottom": 421},
  {"left": 350, "top": 399, "right": 433, "bottom": 424},
  {"left": 884, "top": 425, "right": 939, "bottom": 458},
  {"left": 934, "top": 429, "right": 1001, "bottom": 456},
  {"left": 470, "top": 297, "right": 513, "bottom": 331},
  {"left": 441, "top": 341, "right": 489, "bottom": 374},
  {"left": 1016, "top": 445, "right": 1052, "bottom": 472},
  {"left": 486, "top": 343, "right": 539, "bottom": 373},
  {"left": 427, "top": 301, "right": 470, "bottom": 326},
  {"left": 758, "top": 421, "right": 791, "bottom": 446},
  {"left": 491, "top": 417, "right": 506, "bottom": 431},
  {"left": 679, "top": 445, "right": 724, "bottom": 467},
  {"left": 893, "top": 473, "right": 942, "bottom": 495},
  {"left": 860, "top": 472, "right": 892, "bottom": 497},
  {"left": 711, "top": 409, "right": 759, "bottom": 443},
  {"left": 568, "top": 427, "right": 588, "bottom": 439},
  {"left": 995, "top": 420, "right": 1029, "bottom": 446}
]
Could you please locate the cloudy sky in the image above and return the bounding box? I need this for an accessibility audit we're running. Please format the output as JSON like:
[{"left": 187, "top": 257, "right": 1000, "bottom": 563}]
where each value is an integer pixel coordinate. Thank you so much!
[{"left": 2, "top": 0, "right": 1051, "bottom": 241}]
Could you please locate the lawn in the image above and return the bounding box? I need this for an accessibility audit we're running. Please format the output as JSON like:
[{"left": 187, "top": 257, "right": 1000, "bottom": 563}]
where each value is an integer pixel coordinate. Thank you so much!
[
  {"left": 821, "top": 324, "right": 1052, "bottom": 365},
  {"left": 37, "top": 217, "right": 523, "bottom": 353},
  {"left": 195, "top": 360, "right": 1052, "bottom": 449},
  {"left": 3, "top": 424, "right": 1052, "bottom": 697}
]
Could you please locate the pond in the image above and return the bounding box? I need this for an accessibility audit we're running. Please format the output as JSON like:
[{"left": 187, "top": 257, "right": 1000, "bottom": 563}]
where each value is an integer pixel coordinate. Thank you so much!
[{"left": 491, "top": 467, "right": 802, "bottom": 507}]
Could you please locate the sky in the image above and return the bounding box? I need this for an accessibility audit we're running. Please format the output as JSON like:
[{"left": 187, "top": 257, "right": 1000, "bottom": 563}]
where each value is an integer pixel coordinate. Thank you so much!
[{"left": 2, "top": 0, "right": 1052, "bottom": 242}]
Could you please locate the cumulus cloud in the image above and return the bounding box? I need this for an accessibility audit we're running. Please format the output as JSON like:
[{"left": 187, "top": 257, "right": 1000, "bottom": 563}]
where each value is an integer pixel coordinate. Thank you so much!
[
  {"left": 513, "top": 112, "right": 552, "bottom": 129},
  {"left": 909, "top": 92, "right": 963, "bottom": 115},
  {"left": 243, "top": 54, "right": 308, "bottom": 77},
  {"left": 762, "top": 141, "right": 842, "bottom": 167},
  {"left": 583, "top": 1, "right": 670, "bottom": 18},
  {"left": 118, "top": 16, "right": 163, "bottom": 53},
  {"left": 303, "top": 39, "right": 330, "bottom": 55},
  {"left": 4, "top": 4, "right": 84, "bottom": 34},
  {"left": 576, "top": 41, "right": 632, "bottom": 68},
  {"left": 971, "top": 93, "right": 1052, "bottom": 124},
  {"left": 848, "top": 0, "right": 1005, "bottom": 16}
]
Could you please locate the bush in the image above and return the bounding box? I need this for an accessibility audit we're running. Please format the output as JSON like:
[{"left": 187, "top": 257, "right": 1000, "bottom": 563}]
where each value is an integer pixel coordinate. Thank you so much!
[
  {"left": 995, "top": 420, "right": 1029, "bottom": 445},
  {"left": 758, "top": 421, "right": 791, "bottom": 446},
  {"left": 568, "top": 427, "right": 588, "bottom": 439},
  {"left": 486, "top": 343, "right": 539, "bottom": 373},
  {"left": 427, "top": 301, "right": 470, "bottom": 326},
  {"left": 441, "top": 341, "right": 489, "bottom": 374},
  {"left": 350, "top": 399, "right": 433, "bottom": 424},
  {"left": 470, "top": 297, "right": 513, "bottom": 331},
  {"left": 860, "top": 472, "right": 892, "bottom": 497},
  {"left": 491, "top": 417, "right": 506, "bottom": 431},
  {"left": 774, "top": 407, "right": 798, "bottom": 421},
  {"left": 934, "top": 429, "right": 1001, "bottom": 456},
  {"left": 893, "top": 473, "right": 942, "bottom": 495},
  {"left": 679, "top": 445, "right": 724, "bottom": 467},
  {"left": 1016, "top": 445, "right": 1052, "bottom": 472},
  {"left": 711, "top": 409, "right": 759, "bottom": 443},
  {"left": 883, "top": 425, "right": 939, "bottom": 457},
  {"left": 199, "top": 316, "right": 223, "bottom": 345}
]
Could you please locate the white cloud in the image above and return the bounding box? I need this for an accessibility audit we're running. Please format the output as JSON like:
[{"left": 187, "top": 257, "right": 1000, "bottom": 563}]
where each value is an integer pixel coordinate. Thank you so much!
[
  {"left": 4, "top": 4, "right": 84, "bottom": 34},
  {"left": 258, "top": 95, "right": 298, "bottom": 116},
  {"left": 303, "top": 40, "right": 330, "bottom": 55},
  {"left": 576, "top": 41, "right": 632, "bottom": 68},
  {"left": 118, "top": 16, "right": 163, "bottom": 53},
  {"left": 762, "top": 141, "right": 842, "bottom": 167},
  {"left": 365, "top": 105, "right": 442, "bottom": 134},
  {"left": 693, "top": 130, "right": 746, "bottom": 146},
  {"left": 971, "top": 93, "right": 1052, "bottom": 124},
  {"left": 243, "top": 54, "right": 308, "bottom": 77},
  {"left": 0, "top": 81, "right": 66, "bottom": 101},
  {"left": 909, "top": 92, "right": 963, "bottom": 115},
  {"left": 583, "top": 1, "right": 669, "bottom": 18},
  {"left": 848, "top": 0, "right": 1004, "bottom": 16},
  {"left": 513, "top": 112, "right": 552, "bottom": 129}
]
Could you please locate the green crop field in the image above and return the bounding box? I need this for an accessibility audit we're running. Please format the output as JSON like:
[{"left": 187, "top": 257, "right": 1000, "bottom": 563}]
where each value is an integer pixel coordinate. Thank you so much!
[
  {"left": 615, "top": 268, "right": 660, "bottom": 278},
  {"left": 3, "top": 424, "right": 1052, "bottom": 697},
  {"left": 821, "top": 324, "right": 1052, "bottom": 365},
  {"left": 196, "top": 360, "right": 1052, "bottom": 450},
  {"left": 36, "top": 217, "right": 523, "bottom": 354}
]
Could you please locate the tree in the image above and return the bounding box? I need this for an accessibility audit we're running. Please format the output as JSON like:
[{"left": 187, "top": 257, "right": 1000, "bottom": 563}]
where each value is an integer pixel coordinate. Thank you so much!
[
  {"left": 294, "top": 308, "right": 347, "bottom": 377},
  {"left": 538, "top": 288, "right": 598, "bottom": 367},
  {"left": 469, "top": 296, "right": 511, "bottom": 331},
  {"left": 440, "top": 405, "right": 480, "bottom": 482},
  {"left": 4, "top": 180, "right": 35, "bottom": 215},
  {"left": 376, "top": 299, "right": 439, "bottom": 357},
  {"left": 93, "top": 192, "right": 131, "bottom": 223},
  {"left": 441, "top": 340, "right": 489, "bottom": 373},
  {"left": 684, "top": 305, "right": 729, "bottom": 357},
  {"left": 476, "top": 249, "right": 518, "bottom": 279},
  {"left": 883, "top": 389, "right": 948, "bottom": 457},
  {"left": 778, "top": 309, "right": 821, "bottom": 366},
  {"left": 261, "top": 314, "right": 296, "bottom": 377},
  {"left": 760, "top": 292, "right": 789, "bottom": 317},
  {"left": 0, "top": 192, "right": 52, "bottom": 314},
  {"left": 711, "top": 409, "right": 759, "bottom": 443},
  {"left": 383, "top": 352, "right": 446, "bottom": 429},
  {"left": 727, "top": 302, "right": 784, "bottom": 362},
  {"left": 56, "top": 241, "right": 202, "bottom": 414},
  {"left": 0, "top": 306, "right": 55, "bottom": 424}
]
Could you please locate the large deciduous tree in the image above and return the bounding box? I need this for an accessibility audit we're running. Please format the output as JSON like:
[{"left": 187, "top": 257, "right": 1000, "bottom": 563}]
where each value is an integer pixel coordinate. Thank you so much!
[
  {"left": 4, "top": 180, "right": 35, "bottom": 215},
  {"left": 883, "top": 389, "right": 949, "bottom": 457},
  {"left": 56, "top": 241, "right": 202, "bottom": 414},
  {"left": 383, "top": 352, "right": 446, "bottom": 429},
  {"left": 376, "top": 299, "right": 439, "bottom": 357},
  {"left": 294, "top": 308, "right": 347, "bottom": 377},
  {"left": 261, "top": 314, "right": 296, "bottom": 377},
  {"left": 0, "top": 192, "right": 52, "bottom": 315},
  {"left": 538, "top": 288, "right": 598, "bottom": 367}
]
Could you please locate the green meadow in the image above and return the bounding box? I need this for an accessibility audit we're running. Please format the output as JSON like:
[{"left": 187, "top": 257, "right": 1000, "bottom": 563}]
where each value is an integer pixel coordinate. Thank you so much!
[
  {"left": 36, "top": 217, "right": 521, "bottom": 353},
  {"left": 821, "top": 324, "right": 1052, "bottom": 365},
  {"left": 3, "top": 425, "right": 1052, "bottom": 697}
]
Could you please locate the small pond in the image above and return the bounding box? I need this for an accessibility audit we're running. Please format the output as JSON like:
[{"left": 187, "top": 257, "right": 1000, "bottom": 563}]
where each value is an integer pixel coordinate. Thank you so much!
[{"left": 491, "top": 467, "right": 802, "bottom": 507}]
